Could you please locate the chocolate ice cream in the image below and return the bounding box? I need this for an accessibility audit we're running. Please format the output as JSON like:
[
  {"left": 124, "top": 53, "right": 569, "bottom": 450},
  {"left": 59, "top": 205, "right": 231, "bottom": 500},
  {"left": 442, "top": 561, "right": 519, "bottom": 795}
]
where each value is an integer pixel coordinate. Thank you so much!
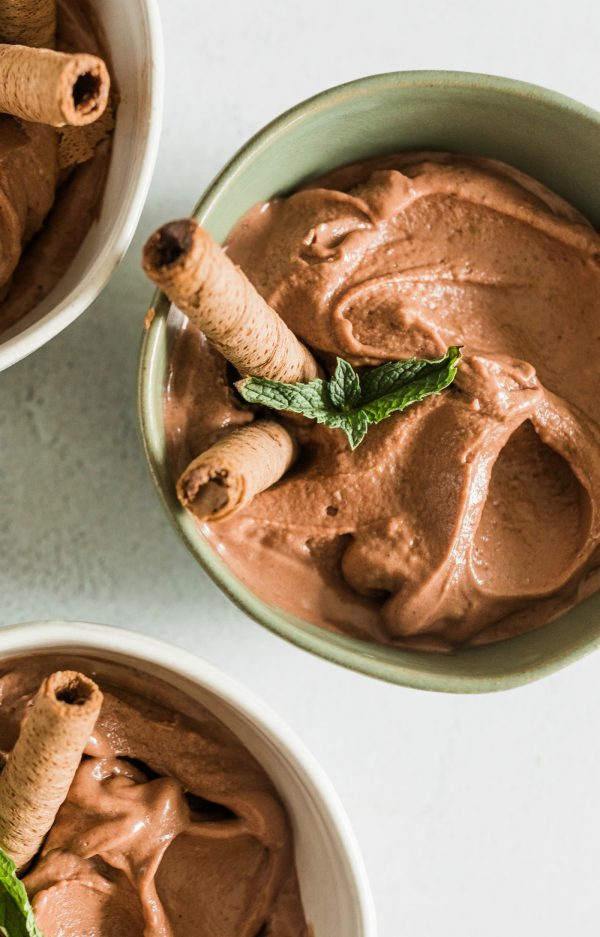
[
  {"left": 0, "top": 0, "right": 113, "bottom": 334},
  {"left": 164, "top": 152, "right": 600, "bottom": 650},
  {"left": 0, "top": 654, "right": 310, "bottom": 937}
]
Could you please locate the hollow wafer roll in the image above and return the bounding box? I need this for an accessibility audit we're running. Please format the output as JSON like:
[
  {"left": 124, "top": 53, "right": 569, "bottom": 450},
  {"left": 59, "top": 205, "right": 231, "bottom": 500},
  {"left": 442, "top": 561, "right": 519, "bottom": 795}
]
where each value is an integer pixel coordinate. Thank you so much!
[
  {"left": 0, "top": 671, "right": 103, "bottom": 871},
  {"left": 0, "top": 46, "right": 110, "bottom": 127},
  {"left": 177, "top": 421, "right": 297, "bottom": 521},
  {"left": 0, "top": 0, "right": 56, "bottom": 49},
  {"left": 143, "top": 219, "right": 318, "bottom": 384}
]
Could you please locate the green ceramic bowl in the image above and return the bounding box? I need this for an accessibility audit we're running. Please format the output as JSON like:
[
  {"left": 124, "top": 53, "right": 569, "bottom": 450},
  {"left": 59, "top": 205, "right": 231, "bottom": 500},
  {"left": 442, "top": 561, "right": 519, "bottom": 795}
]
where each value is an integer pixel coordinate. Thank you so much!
[{"left": 139, "top": 70, "right": 600, "bottom": 693}]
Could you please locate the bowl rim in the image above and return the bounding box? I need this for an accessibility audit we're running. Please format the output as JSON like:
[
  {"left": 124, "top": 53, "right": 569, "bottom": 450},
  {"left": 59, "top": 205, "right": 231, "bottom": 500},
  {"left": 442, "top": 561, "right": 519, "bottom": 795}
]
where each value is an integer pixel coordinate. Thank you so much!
[
  {"left": 0, "top": 0, "right": 165, "bottom": 372},
  {"left": 0, "top": 618, "right": 376, "bottom": 936},
  {"left": 194, "top": 68, "right": 600, "bottom": 226},
  {"left": 138, "top": 69, "right": 600, "bottom": 694}
]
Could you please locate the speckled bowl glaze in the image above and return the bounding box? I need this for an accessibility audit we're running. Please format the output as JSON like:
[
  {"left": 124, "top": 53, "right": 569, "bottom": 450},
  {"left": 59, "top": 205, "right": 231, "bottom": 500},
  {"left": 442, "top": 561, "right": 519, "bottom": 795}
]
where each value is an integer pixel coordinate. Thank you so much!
[
  {"left": 0, "top": 621, "right": 375, "bottom": 936},
  {"left": 139, "top": 70, "right": 600, "bottom": 693}
]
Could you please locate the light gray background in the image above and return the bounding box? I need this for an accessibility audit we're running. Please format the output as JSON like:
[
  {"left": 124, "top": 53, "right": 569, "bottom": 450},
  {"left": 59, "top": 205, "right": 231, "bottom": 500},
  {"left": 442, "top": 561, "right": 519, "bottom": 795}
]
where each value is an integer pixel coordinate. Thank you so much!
[{"left": 2, "top": 1, "right": 600, "bottom": 934}]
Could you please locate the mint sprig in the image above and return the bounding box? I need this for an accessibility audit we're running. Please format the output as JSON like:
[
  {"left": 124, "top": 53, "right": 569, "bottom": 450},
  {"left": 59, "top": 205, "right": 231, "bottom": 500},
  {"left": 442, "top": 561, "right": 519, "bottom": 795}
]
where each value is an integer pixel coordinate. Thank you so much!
[
  {"left": 0, "top": 849, "right": 43, "bottom": 937},
  {"left": 237, "top": 346, "right": 461, "bottom": 449}
]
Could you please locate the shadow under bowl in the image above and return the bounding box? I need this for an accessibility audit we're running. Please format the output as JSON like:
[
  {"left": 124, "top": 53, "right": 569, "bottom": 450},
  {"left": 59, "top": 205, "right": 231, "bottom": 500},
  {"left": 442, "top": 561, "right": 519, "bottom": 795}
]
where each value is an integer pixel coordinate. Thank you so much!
[{"left": 139, "top": 70, "right": 600, "bottom": 693}]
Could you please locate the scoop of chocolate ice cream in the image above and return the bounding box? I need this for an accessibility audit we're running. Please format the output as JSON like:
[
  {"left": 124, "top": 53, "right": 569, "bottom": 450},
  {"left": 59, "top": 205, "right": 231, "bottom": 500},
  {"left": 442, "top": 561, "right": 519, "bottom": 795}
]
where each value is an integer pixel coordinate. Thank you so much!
[
  {"left": 165, "top": 152, "right": 600, "bottom": 649},
  {"left": 0, "top": 116, "right": 57, "bottom": 294},
  {"left": 0, "top": 654, "right": 310, "bottom": 937},
  {"left": 0, "top": 0, "right": 114, "bottom": 334}
]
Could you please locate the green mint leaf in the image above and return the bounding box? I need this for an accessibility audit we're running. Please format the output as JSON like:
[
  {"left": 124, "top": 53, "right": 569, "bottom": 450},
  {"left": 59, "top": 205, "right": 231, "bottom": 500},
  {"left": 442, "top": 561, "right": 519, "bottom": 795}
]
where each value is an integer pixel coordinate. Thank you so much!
[
  {"left": 235, "top": 346, "right": 460, "bottom": 450},
  {"left": 338, "top": 410, "right": 369, "bottom": 449},
  {"left": 0, "top": 849, "right": 43, "bottom": 937},
  {"left": 361, "top": 346, "right": 461, "bottom": 424},
  {"left": 327, "top": 358, "right": 361, "bottom": 410},
  {"left": 360, "top": 347, "right": 460, "bottom": 403},
  {"left": 236, "top": 376, "right": 331, "bottom": 419}
]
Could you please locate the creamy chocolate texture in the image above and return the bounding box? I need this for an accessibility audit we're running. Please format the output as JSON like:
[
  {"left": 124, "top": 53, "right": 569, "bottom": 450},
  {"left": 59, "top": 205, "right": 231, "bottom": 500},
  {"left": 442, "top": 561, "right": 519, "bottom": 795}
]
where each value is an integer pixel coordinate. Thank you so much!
[
  {"left": 0, "top": 655, "right": 309, "bottom": 937},
  {"left": 0, "top": 0, "right": 113, "bottom": 334},
  {"left": 165, "top": 152, "right": 600, "bottom": 649}
]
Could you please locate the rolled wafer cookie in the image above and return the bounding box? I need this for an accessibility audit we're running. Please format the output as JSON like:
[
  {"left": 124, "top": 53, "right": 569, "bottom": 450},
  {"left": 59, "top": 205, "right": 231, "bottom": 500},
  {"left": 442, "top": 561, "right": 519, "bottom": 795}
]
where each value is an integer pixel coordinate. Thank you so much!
[
  {"left": 143, "top": 219, "right": 318, "bottom": 384},
  {"left": 0, "top": 0, "right": 55, "bottom": 49},
  {"left": 0, "top": 45, "right": 110, "bottom": 127},
  {"left": 177, "top": 421, "right": 297, "bottom": 521},
  {"left": 0, "top": 670, "right": 103, "bottom": 871},
  {"left": 58, "top": 99, "right": 115, "bottom": 168}
]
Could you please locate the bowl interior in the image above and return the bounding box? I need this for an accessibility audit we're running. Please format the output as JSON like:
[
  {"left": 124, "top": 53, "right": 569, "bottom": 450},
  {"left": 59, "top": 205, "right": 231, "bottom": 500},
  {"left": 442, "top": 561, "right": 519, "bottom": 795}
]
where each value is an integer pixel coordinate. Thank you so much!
[
  {"left": 0, "top": 0, "right": 162, "bottom": 369},
  {"left": 140, "top": 71, "right": 600, "bottom": 692},
  {"left": 0, "top": 621, "right": 373, "bottom": 937}
]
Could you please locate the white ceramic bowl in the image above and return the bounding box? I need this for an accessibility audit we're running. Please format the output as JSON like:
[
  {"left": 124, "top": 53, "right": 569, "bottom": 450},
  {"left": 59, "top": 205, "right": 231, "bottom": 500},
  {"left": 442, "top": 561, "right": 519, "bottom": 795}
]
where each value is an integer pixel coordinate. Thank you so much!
[
  {"left": 0, "top": 620, "right": 376, "bottom": 936},
  {"left": 0, "top": 0, "right": 164, "bottom": 371}
]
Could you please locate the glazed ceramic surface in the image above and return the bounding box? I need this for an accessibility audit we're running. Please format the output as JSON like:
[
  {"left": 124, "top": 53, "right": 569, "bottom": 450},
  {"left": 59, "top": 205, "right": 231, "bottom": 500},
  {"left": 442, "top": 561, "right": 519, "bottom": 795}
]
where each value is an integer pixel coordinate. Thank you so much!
[
  {"left": 0, "top": 0, "right": 164, "bottom": 371},
  {"left": 0, "top": 620, "right": 375, "bottom": 937},
  {"left": 139, "top": 71, "right": 600, "bottom": 692}
]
